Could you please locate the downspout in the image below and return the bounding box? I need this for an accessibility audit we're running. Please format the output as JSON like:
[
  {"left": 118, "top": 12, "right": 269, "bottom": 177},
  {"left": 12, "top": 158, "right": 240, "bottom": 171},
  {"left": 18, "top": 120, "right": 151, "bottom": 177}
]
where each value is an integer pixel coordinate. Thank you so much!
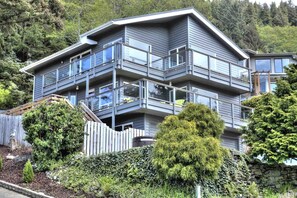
[{"left": 20, "top": 69, "right": 35, "bottom": 102}]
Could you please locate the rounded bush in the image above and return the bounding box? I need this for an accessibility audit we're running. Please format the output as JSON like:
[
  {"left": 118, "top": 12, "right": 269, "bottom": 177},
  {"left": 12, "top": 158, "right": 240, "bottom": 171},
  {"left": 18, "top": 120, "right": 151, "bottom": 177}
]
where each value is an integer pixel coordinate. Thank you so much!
[{"left": 22, "top": 101, "right": 85, "bottom": 171}]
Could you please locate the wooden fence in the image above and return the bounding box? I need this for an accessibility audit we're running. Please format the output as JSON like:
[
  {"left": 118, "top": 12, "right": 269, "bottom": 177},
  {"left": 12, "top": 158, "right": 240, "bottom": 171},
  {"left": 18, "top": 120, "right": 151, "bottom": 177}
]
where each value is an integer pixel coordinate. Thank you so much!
[
  {"left": 83, "top": 121, "right": 145, "bottom": 156},
  {"left": 0, "top": 115, "right": 145, "bottom": 155},
  {"left": 0, "top": 114, "right": 30, "bottom": 147}
]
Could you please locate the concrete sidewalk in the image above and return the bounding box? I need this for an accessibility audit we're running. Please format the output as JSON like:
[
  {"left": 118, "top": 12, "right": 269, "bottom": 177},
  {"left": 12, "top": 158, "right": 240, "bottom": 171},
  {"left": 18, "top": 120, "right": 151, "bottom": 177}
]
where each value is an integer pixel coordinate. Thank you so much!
[{"left": 0, "top": 187, "right": 29, "bottom": 198}]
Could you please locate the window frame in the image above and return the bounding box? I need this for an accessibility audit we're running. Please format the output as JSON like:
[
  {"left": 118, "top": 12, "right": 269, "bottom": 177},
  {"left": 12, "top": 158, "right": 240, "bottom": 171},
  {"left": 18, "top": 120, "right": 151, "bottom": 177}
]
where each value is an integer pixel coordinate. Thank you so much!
[
  {"left": 103, "top": 38, "right": 123, "bottom": 63},
  {"left": 255, "top": 59, "right": 271, "bottom": 72},
  {"left": 168, "top": 45, "right": 186, "bottom": 68},
  {"left": 69, "top": 49, "right": 92, "bottom": 75},
  {"left": 192, "top": 87, "right": 219, "bottom": 112},
  {"left": 115, "top": 122, "right": 134, "bottom": 131}
]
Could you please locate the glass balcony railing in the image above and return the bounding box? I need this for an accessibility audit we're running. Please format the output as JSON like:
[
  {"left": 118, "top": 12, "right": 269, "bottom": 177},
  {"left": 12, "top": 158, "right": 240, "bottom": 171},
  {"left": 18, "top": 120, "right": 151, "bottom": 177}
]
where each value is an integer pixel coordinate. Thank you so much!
[
  {"left": 86, "top": 79, "right": 253, "bottom": 126},
  {"left": 43, "top": 44, "right": 250, "bottom": 90}
]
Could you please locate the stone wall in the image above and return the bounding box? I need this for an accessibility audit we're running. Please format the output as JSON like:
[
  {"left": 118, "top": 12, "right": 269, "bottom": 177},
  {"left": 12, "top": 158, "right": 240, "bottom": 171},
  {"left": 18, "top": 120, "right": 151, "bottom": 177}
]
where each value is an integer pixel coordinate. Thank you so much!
[{"left": 249, "top": 161, "right": 297, "bottom": 191}]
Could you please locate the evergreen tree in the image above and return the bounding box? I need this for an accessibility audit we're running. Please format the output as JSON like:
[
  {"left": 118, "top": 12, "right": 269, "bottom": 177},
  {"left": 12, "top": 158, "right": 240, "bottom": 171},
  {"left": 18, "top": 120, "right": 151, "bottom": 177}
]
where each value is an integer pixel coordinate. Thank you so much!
[{"left": 260, "top": 3, "right": 271, "bottom": 25}]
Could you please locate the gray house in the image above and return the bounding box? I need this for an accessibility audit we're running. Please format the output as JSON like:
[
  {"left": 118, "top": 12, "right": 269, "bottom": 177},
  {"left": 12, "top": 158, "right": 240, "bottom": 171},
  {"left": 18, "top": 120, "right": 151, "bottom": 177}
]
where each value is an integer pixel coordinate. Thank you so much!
[
  {"left": 21, "top": 8, "right": 252, "bottom": 151},
  {"left": 245, "top": 49, "right": 297, "bottom": 96}
]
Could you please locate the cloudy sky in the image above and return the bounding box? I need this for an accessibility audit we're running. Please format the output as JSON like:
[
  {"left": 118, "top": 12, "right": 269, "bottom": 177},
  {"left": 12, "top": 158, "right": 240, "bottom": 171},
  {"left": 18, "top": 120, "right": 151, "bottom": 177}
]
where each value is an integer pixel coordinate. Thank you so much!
[{"left": 251, "top": 0, "right": 297, "bottom": 5}]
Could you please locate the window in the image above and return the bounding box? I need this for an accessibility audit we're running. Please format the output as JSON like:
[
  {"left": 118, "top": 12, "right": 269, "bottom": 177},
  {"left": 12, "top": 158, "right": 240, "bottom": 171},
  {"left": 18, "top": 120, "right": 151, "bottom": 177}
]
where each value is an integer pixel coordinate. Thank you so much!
[
  {"left": 255, "top": 59, "right": 271, "bottom": 72},
  {"left": 274, "top": 58, "right": 289, "bottom": 73},
  {"left": 99, "top": 84, "right": 113, "bottom": 109},
  {"left": 192, "top": 87, "right": 218, "bottom": 111},
  {"left": 270, "top": 82, "right": 277, "bottom": 92},
  {"left": 169, "top": 46, "right": 186, "bottom": 68},
  {"left": 115, "top": 122, "right": 133, "bottom": 131},
  {"left": 103, "top": 38, "right": 122, "bottom": 63},
  {"left": 68, "top": 94, "right": 77, "bottom": 106},
  {"left": 259, "top": 75, "right": 269, "bottom": 93},
  {"left": 70, "top": 50, "right": 91, "bottom": 75}
]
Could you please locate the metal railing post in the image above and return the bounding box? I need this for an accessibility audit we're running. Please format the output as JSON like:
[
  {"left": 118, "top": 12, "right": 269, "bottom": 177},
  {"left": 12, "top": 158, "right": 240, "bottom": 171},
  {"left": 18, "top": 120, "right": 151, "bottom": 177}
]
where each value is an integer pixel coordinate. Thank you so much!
[
  {"left": 173, "top": 88, "right": 176, "bottom": 114},
  {"left": 229, "top": 63, "right": 232, "bottom": 86},
  {"left": 208, "top": 56, "right": 211, "bottom": 80},
  {"left": 231, "top": 104, "right": 235, "bottom": 128}
]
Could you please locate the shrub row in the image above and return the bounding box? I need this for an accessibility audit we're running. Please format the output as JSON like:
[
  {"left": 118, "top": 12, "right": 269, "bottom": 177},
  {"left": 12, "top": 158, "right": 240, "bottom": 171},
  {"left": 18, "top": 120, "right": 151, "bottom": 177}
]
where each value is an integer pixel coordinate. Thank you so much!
[{"left": 64, "top": 146, "right": 253, "bottom": 197}]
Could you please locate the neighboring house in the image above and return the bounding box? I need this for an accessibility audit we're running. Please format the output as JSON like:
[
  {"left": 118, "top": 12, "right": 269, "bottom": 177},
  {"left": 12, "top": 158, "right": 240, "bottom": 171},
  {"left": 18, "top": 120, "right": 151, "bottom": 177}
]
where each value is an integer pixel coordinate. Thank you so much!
[
  {"left": 21, "top": 8, "right": 252, "bottom": 151},
  {"left": 245, "top": 49, "right": 297, "bottom": 96}
]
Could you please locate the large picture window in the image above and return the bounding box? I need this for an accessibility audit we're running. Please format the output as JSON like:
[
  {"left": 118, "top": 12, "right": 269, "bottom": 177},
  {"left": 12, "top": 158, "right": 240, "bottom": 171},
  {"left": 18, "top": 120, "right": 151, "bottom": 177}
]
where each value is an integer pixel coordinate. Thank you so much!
[
  {"left": 274, "top": 58, "right": 289, "bottom": 73},
  {"left": 255, "top": 59, "right": 271, "bottom": 72}
]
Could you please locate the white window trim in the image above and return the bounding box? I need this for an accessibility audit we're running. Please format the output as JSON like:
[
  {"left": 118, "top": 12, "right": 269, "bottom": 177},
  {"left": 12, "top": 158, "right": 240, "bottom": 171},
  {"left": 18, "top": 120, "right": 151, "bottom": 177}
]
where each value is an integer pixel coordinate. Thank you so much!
[
  {"left": 69, "top": 49, "right": 92, "bottom": 75},
  {"left": 103, "top": 38, "right": 123, "bottom": 63},
  {"left": 168, "top": 45, "right": 186, "bottom": 68},
  {"left": 115, "top": 122, "right": 134, "bottom": 131}
]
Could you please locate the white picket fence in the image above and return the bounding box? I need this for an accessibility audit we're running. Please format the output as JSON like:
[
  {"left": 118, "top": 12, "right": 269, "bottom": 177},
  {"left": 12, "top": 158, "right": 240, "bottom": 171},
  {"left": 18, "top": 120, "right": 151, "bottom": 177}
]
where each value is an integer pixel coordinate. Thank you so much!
[
  {"left": 0, "top": 114, "right": 30, "bottom": 147},
  {"left": 83, "top": 121, "right": 145, "bottom": 156}
]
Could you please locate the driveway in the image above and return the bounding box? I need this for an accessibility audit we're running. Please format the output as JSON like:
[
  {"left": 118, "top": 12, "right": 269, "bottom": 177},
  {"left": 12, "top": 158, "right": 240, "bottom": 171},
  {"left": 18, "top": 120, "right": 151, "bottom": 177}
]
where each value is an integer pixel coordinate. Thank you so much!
[{"left": 0, "top": 187, "right": 29, "bottom": 198}]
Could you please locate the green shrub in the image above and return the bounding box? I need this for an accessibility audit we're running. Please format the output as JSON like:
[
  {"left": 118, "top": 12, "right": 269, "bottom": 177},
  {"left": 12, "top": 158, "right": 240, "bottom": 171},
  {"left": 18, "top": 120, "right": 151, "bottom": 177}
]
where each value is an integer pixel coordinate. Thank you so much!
[
  {"left": 152, "top": 104, "right": 226, "bottom": 184},
  {"left": 22, "top": 101, "right": 85, "bottom": 171},
  {"left": 0, "top": 156, "right": 3, "bottom": 171},
  {"left": 23, "top": 160, "right": 34, "bottom": 183},
  {"left": 178, "top": 103, "right": 225, "bottom": 138},
  {"left": 248, "top": 182, "right": 260, "bottom": 198},
  {"left": 51, "top": 146, "right": 252, "bottom": 197}
]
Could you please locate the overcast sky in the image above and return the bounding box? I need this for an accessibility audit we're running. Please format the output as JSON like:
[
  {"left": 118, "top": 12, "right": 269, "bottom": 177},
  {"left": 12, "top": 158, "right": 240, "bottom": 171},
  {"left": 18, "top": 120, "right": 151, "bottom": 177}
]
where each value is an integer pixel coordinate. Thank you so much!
[{"left": 251, "top": 0, "right": 297, "bottom": 5}]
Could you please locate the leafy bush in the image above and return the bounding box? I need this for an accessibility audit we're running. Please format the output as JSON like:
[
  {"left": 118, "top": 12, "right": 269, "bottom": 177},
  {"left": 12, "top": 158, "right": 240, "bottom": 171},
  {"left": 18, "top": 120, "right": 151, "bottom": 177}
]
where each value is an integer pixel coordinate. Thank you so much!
[
  {"left": 0, "top": 156, "right": 3, "bottom": 171},
  {"left": 22, "top": 101, "right": 85, "bottom": 171},
  {"left": 152, "top": 115, "right": 226, "bottom": 183},
  {"left": 23, "top": 160, "right": 34, "bottom": 183},
  {"left": 152, "top": 104, "right": 226, "bottom": 184},
  {"left": 178, "top": 103, "right": 224, "bottom": 138}
]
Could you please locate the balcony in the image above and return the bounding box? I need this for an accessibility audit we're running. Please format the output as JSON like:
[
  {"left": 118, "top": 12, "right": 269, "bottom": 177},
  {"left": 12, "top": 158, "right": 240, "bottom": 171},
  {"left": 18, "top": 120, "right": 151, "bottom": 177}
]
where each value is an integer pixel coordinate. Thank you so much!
[
  {"left": 85, "top": 79, "right": 253, "bottom": 130},
  {"left": 42, "top": 43, "right": 251, "bottom": 95}
]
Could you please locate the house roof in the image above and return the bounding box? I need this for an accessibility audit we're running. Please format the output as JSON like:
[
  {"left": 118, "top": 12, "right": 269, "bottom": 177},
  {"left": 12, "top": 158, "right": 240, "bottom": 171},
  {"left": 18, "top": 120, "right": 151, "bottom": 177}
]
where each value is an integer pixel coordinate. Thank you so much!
[{"left": 21, "top": 7, "right": 249, "bottom": 73}]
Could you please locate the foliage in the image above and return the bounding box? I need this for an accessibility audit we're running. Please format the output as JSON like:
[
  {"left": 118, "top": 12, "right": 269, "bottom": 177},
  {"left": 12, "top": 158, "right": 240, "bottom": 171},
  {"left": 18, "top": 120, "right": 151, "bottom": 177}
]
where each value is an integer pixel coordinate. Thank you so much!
[
  {"left": 83, "top": 145, "right": 158, "bottom": 184},
  {"left": 152, "top": 103, "right": 225, "bottom": 184},
  {"left": 153, "top": 114, "right": 226, "bottom": 183},
  {"left": 22, "top": 101, "right": 85, "bottom": 171},
  {"left": 49, "top": 146, "right": 253, "bottom": 197},
  {"left": 0, "top": 59, "right": 32, "bottom": 110},
  {"left": 242, "top": 64, "right": 297, "bottom": 164},
  {"left": 248, "top": 182, "right": 260, "bottom": 198},
  {"left": 23, "top": 160, "right": 34, "bottom": 183},
  {"left": 0, "top": 156, "right": 3, "bottom": 171},
  {"left": 258, "top": 25, "right": 297, "bottom": 53},
  {"left": 178, "top": 103, "right": 225, "bottom": 138}
]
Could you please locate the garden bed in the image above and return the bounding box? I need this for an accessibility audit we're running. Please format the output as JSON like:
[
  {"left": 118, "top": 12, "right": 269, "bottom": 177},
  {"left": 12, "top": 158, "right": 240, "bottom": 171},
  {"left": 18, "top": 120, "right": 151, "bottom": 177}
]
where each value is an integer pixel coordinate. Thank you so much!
[{"left": 0, "top": 145, "right": 88, "bottom": 198}]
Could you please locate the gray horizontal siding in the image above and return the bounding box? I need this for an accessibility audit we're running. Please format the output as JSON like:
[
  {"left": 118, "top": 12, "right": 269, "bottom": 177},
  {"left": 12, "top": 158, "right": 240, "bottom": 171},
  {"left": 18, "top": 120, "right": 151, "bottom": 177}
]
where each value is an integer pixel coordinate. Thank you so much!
[
  {"left": 34, "top": 75, "right": 43, "bottom": 100},
  {"left": 115, "top": 114, "right": 145, "bottom": 130},
  {"left": 93, "top": 27, "right": 125, "bottom": 51},
  {"left": 188, "top": 16, "right": 240, "bottom": 64},
  {"left": 221, "top": 131, "right": 241, "bottom": 151},
  {"left": 169, "top": 16, "right": 188, "bottom": 50},
  {"left": 125, "top": 24, "right": 169, "bottom": 57},
  {"left": 144, "top": 114, "right": 164, "bottom": 137}
]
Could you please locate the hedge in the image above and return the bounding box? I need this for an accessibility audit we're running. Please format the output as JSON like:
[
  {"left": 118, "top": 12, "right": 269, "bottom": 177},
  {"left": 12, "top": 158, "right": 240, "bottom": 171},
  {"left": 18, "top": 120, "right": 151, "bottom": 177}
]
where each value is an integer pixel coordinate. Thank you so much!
[{"left": 63, "top": 146, "right": 252, "bottom": 197}]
